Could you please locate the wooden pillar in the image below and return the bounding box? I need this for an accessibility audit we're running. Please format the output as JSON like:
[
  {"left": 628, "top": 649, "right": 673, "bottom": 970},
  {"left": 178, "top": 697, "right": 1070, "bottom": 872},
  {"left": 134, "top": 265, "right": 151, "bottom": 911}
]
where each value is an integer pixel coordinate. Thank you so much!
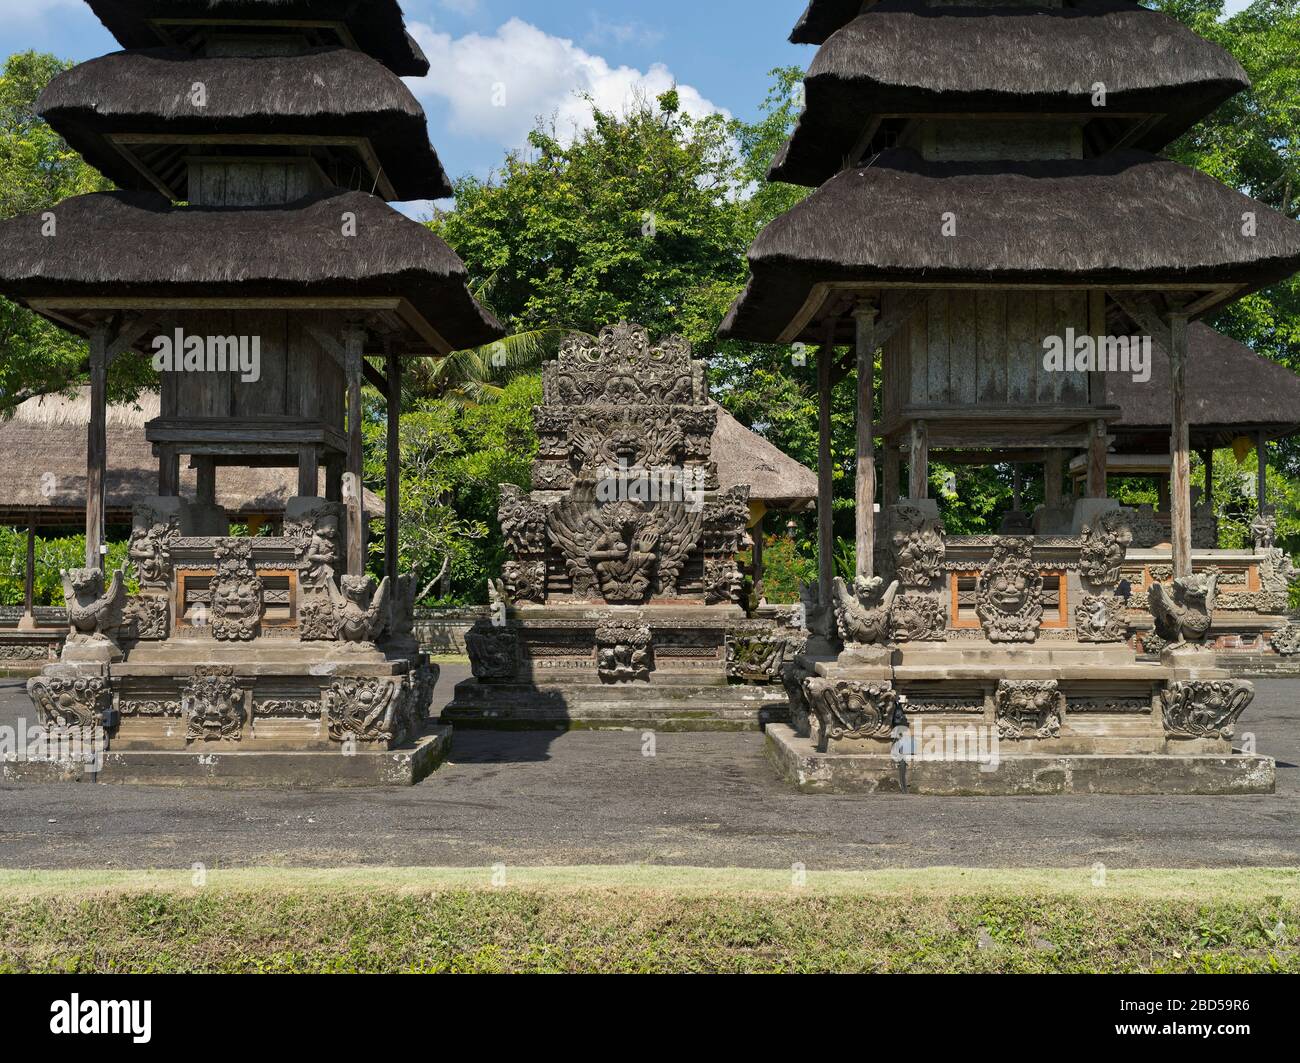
[
  {"left": 1044, "top": 448, "right": 1064, "bottom": 508},
  {"left": 343, "top": 327, "right": 366, "bottom": 577},
  {"left": 1169, "top": 313, "right": 1192, "bottom": 578},
  {"left": 157, "top": 447, "right": 181, "bottom": 497},
  {"left": 816, "top": 319, "right": 836, "bottom": 610},
  {"left": 196, "top": 457, "right": 218, "bottom": 506},
  {"left": 1086, "top": 418, "right": 1108, "bottom": 499},
  {"left": 908, "top": 420, "right": 929, "bottom": 500},
  {"left": 325, "top": 455, "right": 343, "bottom": 503},
  {"left": 854, "top": 302, "right": 877, "bottom": 581},
  {"left": 883, "top": 442, "right": 901, "bottom": 508},
  {"left": 752, "top": 523, "right": 765, "bottom": 600},
  {"left": 1157, "top": 473, "right": 1170, "bottom": 513},
  {"left": 18, "top": 517, "right": 36, "bottom": 630},
  {"left": 296, "top": 446, "right": 318, "bottom": 498},
  {"left": 86, "top": 326, "right": 108, "bottom": 570},
  {"left": 1012, "top": 465, "right": 1023, "bottom": 511},
  {"left": 1201, "top": 447, "right": 1214, "bottom": 505},
  {"left": 1256, "top": 431, "right": 1269, "bottom": 515},
  {"left": 384, "top": 349, "right": 402, "bottom": 585}
]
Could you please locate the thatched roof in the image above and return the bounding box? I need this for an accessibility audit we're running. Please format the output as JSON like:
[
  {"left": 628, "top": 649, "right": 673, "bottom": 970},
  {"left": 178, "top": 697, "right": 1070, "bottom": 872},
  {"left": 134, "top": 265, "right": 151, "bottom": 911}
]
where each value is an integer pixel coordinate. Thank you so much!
[
  {"left": 40, "top": 47, "right": 450, "bottom": 201},
  {"left": 1105, "top": 323, "right": 1300, "bottom": 449},
  {"left": 86, "top": 0, "right": 430, "bottom": 76},
  {"left": 774, "top": 1, "right": 1248, "bottom": 186},
  {"left": 791, "top": 0, "right": 872, "bottom": 45},
  {"left": 721, "top": 149, "right": 1300, "bottom": 343},
  {"left": 0, "top": 189, "right": 504, "bottom": 351},
  {"left": 710, "top": 404, "right": 817, "bottom": 510},
  {"left": 0, "top": 389, "right": 382, "bottom": 524}
]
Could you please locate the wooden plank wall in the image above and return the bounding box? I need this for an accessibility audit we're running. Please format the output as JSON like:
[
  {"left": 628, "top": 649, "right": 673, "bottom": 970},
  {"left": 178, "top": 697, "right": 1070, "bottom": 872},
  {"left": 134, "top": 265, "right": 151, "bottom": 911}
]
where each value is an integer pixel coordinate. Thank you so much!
[{"left": 884, "top": 289, "right": 1091, "bottom": 418}]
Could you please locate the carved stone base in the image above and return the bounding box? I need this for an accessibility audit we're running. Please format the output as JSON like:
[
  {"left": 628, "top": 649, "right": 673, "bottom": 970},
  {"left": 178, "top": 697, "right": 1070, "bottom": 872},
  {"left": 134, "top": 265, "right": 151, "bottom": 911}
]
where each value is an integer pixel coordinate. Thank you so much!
[
  {"left": 2, "top": 726, "right": 452, "bottom": 788},
  {"left": 765, "top": 724, "right": 1276, "bottom": 795}
]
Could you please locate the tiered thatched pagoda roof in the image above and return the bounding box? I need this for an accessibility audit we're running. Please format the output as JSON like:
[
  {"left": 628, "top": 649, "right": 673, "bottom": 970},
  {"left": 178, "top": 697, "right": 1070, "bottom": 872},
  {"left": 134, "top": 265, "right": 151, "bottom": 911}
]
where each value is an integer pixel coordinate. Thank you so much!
[
  {"left": 86, "top": 0, "right": 430, "bottom": 75},
  {"left": 774, "top": 0, "right": 1248, "bottom": 186},
  {"left": 1106, "top": 324, "right": 1300, "bottom": 450},
  {"left": 0, "top": 189, "right": 502, "bottom": 352},
  {"left": 710, "top": 404, "right": 818, "bottom": 512},
  {"left": 722, "top": 149, "right": 1300, "bottom": 343},
  {"left": 39, "top": 47, "right": 450, "bottom": 200}
]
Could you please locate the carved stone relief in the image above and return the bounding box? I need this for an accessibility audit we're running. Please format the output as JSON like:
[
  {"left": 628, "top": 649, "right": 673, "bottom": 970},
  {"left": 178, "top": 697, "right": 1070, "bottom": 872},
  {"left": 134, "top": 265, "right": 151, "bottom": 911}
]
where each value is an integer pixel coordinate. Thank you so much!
[
  {"left": 27, "top": 675, "right": 110, "bottom": 729},
  {"left": 1160, "top": 680, "right": 1254, "bottom": 740},
  {"left": 976, "top": 538, "right": 1044, "bottom": 643},
  {"left": 995, "top": 679, "right": 1061, "bottom": 740},
  {"left": 804, "top": 677, "right": 902, "bottom": 748},
  {"left": 595, "top": 617, "right": 652, "bottom": 682},
  {"left": 209, "top": 539, "right": 263, "bottom": 642}
]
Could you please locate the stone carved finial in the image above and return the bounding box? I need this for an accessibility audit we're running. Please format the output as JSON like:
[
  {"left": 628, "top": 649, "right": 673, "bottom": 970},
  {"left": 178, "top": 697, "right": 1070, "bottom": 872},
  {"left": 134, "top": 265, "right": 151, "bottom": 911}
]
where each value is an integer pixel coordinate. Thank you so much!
[
  {"left": 128, "top": 503, "right": 181, "bottom": 589},
  {"left": 831, "top": 575, "right": 898, "bottom": 645},
  {"left": 890, "top": 505, "right": 945, "bottom": 587},
  {"left": 1078, "top": 509, "right": 1133, "bottom": 590},
  {"left": 1160, "top": 680, "right": 1254, "bottom": 740},
  {"left": 1148, "top": 571, "right": 1217, "bottom": 650},
  {"left": 976, "top": 538, "right": 1044, "bottom": 643},
  {"left": 548, "top": 322, "right": 698, "bottom": 406},
  {"left": 1251, "top": 511, "right": 1277, "bottom": 552}
]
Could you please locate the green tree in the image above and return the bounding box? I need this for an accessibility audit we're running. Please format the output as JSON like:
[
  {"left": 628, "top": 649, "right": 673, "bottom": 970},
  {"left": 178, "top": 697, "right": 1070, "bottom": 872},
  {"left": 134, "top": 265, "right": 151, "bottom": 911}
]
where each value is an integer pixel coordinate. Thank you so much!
[{"left": 430, "top": 89, "right": 751, "bottom": 356}]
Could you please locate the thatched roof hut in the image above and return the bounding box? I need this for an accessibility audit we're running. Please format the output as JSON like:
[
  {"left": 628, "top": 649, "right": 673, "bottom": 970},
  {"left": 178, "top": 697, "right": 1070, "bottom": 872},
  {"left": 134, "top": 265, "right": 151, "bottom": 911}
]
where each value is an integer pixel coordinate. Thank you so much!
[
  {"left": 39, "top": 47, "right": 450, "bottom": 201},
  {"left": 774, "top": 0, "right": 1248, "bottom": 186},
  {"left": 710, "top": 404, "right": 817, "bottom": 511},
  {"left": 0, "top": 189, "right": 503, "bottom": 352},
  {"left": 0, "top": 389, "right": 382, "bottom": 526},
  {"left": 86, "top": 0, "right": 430, "bottom": 76},
  {"left": 791, "top": 0, "right": 871, "bottom": 45},
  {"left": 721, "top": 149, "right": 1300, "bottom": 343},
  {"left": 1105, "top": 323, "right": 1300, "bottom": 450}
]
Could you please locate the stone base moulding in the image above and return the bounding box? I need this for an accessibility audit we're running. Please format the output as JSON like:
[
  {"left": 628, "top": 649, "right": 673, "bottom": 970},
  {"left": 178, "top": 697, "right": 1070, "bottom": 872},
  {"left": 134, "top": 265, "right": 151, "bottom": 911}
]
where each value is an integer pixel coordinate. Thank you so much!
[
  {"left": 765, "top": 724, "right": 1276, "bottom": 796},
  {"left": 1, "top": 725, "right": 452, "bottom": 788}
]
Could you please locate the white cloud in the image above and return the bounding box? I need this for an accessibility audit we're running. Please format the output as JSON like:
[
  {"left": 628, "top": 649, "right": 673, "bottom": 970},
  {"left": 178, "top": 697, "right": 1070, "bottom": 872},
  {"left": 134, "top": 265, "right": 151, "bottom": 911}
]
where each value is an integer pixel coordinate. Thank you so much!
[{"left": 405, "top": 18, "right": 728, "bottom": 151}]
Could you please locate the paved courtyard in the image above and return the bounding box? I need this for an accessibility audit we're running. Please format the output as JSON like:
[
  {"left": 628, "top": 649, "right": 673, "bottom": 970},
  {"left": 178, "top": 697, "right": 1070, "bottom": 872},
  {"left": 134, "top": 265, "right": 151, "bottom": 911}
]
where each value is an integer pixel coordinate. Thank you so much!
[{"left": 0, "top": 666, "right": 1297, "bottom": 871}]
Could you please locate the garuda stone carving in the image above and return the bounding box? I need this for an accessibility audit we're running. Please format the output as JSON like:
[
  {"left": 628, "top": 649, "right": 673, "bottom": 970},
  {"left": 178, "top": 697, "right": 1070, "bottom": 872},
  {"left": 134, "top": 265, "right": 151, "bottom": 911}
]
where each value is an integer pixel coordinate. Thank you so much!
[
  {"left": 128, "top": 504, "right": 181, "bottom": 589},
  {"left": 63, "top": 566, "right": 127, "bottom": 646},
  {"left": 596, "top": 617, "right": 651, "bottom": 682},
  {"left": 27, "top": 675, "right": 111, "bottom": 730},
  {"left": 1074, "top": 594, "right": 1128, "bottom": 643},
  {"left": 548, "top": 498, "right": 701, "bottom": 603},
  {"left": 335, "top": 575, "right": 392, "bottom": 645},
  {"left": 501, "top": 560, "right": 547, "bottom": 605},
  {"left": 183, "top": 672, "right": 244, "bottom": 742},
  {"left": 995, "top": 680, "right": 1061, "bottom": 741},
  {"left": 831, "top": 575, "right": 899, "bottom": 645},
  {"left": 1148, "top": 572, "right": 1217, "bottom": 650},
  {"left": 890, "top": 505, "right": 945, "bottom": 587},
  {"left": 803, "top": 677, "right": 902, "bottom": 749},
  {"left": 1079, "top": 509, "right": 1133, "bottom": 589},
  {"left": 209, "top": 539, "right": 262, "bottom": 641},
  {"left": 976, "top": 538, "right": 1044, "bottom": 643},
  {"left": 1160, "top": 680, "right": 1254, "bottom": 740}
]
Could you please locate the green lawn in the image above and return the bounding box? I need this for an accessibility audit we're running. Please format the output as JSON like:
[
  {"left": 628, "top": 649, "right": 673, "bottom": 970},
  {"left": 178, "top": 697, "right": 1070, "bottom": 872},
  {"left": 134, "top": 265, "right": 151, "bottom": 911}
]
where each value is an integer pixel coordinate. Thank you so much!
[{"left": 1, "top": 866, "right": 1296, "bottom": 973}]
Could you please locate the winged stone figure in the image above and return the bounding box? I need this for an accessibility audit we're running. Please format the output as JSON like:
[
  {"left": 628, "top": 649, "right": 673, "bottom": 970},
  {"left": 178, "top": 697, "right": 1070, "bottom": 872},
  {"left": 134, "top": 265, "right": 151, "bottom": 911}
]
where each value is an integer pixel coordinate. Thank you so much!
[{"left": 63, "top": 566, "right": 127, "bottom": 642}]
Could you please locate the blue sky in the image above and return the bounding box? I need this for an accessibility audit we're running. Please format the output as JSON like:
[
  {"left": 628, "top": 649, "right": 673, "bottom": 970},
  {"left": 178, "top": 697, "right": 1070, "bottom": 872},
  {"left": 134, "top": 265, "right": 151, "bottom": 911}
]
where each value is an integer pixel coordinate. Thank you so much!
[
  {"left": 1, "top": 0, "right": 1257, "bottom": 207},
  {"left": 1, "top": 1, "right": 809, "bottom": 196}
]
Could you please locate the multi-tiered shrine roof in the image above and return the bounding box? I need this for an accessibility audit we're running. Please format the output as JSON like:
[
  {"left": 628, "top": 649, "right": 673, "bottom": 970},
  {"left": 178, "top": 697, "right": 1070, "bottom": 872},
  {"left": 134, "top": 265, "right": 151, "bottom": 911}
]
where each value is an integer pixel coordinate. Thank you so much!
[
  {"left": 722, "top": 149, "right": 1300, "bottom": 343},
  {"left": 0, "top": 189, "right": 502, "bottom": 352},
  {"left": 774, "top": 0, "right": 1248, "bottom": 186},
  {"left": 86, "top": 0, "right": 430, "bottom": 75},
  {"left": 39, "top": 46, "right": 450, "bottom": 202}
]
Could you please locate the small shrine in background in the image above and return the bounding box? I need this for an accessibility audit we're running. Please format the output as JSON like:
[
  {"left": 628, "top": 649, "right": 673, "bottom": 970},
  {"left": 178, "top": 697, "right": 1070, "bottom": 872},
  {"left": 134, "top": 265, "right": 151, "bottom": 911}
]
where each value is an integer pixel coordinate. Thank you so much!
[
  {"left": 448, "top": 323, "right": 794, "bottom": 730},
  {"left": 0, "top": 0, "right": 502, "bottom": 784},
  {"left": 720, "top": 0, "right": 1300, "bottom": 793}
]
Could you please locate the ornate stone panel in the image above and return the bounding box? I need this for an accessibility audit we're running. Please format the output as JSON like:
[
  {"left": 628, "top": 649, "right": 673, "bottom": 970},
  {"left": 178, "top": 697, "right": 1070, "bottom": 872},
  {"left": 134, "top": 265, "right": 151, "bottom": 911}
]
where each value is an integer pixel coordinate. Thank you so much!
[
  {"left": 804, "top": 677, "right": 901, "bottom": 746},
  {"left": 27, "top": 675, "right": 111, "bottom": 729},
  {"left": 1074, "top": 594, "right": 1127, "bottom": 643},
  {"left": 183, "top": 671, "right": 245, "bottom": 742},
  {"left": 890, "top": 505, "right": 946, "bottom": 588},
  {"left": 977, "top": 538, "right": 1044, "bottom": 643},
  {"left": 595, "top": 618, "right": 651, "bottom": 682},
  {"left": 995, "top": 680, "right": 1061, "bottom": 740},
  {"left": 209, "top": 538, "right": 263, "bottom": 642},
  {"left": 1160, "top": 680, "right": 1254, "bottom": 740}
]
